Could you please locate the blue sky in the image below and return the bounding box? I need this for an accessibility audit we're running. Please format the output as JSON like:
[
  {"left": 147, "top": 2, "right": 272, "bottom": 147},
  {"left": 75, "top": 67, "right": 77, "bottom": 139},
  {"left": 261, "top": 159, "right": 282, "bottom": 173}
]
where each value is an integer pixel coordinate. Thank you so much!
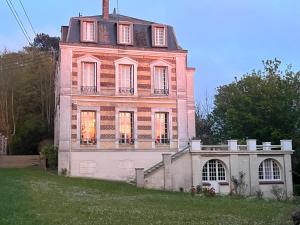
[{"left": 1, "top": 0, "right": 300, "bottom": 103}]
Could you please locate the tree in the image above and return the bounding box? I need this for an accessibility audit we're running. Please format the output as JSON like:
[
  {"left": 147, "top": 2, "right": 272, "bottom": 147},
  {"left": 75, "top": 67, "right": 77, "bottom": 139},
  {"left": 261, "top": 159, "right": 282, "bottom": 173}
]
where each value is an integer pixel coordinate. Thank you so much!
[
  {"left": 25, "top": 33, "right": 60, "bottom": 53},
  {"left": 211, "top": 59, "right": 300, "bottom": 182}
]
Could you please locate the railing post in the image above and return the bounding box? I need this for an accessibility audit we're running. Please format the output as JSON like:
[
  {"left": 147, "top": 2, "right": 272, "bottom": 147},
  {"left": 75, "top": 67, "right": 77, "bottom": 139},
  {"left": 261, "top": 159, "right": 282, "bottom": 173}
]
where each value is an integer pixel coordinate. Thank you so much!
[
  {"left": 191, "top": 140, "right": 201, "bottom": 152},
  {"left": 247, "top": 139, "right": 257, "bottom": 151},
  {"left": 263, "top": 142, "right": 271, "bottom": 151},
  {"left": 280, "top": 140, "right": 293, "bottom": 151},
  {"left": 135, "top": 168, "right": 145, "bottom": 188},
  {"left": 228, "top": 140, "right": 238, "bottom": 151}
]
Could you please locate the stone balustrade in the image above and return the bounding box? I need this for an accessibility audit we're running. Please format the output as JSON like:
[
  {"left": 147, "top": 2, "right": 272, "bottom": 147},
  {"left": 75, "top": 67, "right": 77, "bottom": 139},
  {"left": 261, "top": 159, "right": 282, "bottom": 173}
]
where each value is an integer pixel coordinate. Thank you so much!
[{"left": 191, "top": 139, "right": 293, "bottom": 152}]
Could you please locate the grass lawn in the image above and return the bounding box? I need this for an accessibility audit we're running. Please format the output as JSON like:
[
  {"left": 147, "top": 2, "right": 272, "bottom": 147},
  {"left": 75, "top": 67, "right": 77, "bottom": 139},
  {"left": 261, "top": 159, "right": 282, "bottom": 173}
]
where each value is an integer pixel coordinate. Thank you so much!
[{"left": 0, "top": 168, "right": 299, "bottom": 225}]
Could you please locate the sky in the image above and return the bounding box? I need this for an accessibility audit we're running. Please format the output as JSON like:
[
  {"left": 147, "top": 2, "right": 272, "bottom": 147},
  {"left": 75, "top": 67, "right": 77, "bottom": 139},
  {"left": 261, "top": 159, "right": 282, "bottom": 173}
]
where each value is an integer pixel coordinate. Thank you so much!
[{"left": 1, "top": 0, "right": 300, "bottom": 103}]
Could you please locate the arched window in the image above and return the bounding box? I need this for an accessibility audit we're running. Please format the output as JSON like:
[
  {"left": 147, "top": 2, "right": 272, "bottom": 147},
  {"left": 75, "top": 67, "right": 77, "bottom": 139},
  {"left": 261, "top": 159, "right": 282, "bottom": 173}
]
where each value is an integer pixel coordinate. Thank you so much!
[
  {"left": 258, "top": 159, "right": 281, "bottom": 181},
  {"left": 202, "top": 160, "right": 226, "bottom": 181}
]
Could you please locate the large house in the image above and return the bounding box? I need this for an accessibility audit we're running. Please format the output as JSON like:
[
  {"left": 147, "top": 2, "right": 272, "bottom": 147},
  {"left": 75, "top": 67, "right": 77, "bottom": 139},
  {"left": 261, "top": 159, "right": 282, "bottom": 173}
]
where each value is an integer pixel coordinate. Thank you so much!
[
  {"left": 55, "top": 0, "right": 294, "bottom": 198},
  {"left": 55, "top": 0, "right": 195, "bottom": 181}
]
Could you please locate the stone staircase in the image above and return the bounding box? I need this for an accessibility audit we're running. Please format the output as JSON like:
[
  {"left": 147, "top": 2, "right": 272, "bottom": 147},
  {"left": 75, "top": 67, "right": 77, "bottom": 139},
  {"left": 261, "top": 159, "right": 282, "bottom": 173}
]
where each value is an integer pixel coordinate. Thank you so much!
[{"left": 144, "top": 145, "right": 190, "bottom": 178}]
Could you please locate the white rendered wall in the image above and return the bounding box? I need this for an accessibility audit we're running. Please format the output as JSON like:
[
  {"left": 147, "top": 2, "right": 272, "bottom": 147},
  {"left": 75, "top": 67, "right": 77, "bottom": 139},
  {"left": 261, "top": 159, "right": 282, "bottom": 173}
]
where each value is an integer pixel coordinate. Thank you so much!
[{"left": 70, "top": 151, "right": 176, "bottom": 181}]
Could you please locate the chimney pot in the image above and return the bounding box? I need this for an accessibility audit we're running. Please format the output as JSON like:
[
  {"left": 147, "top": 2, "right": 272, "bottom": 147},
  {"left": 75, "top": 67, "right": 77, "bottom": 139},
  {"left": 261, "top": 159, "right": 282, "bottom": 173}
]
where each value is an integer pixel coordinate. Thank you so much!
[{"left": 103, "top": 0, "right": 109, "bottom": 20}]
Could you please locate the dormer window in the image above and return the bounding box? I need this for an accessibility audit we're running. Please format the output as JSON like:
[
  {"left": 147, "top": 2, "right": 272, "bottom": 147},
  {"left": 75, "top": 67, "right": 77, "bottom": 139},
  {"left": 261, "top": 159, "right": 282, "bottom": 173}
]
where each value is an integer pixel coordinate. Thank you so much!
[
  {"left": 152, "top": 25, "right": 167, "bottom": 47},
  {"left": 118, "top": 23, "right": 133, "bottom": 45},
  {"left": 81, "top": 20, "right": 97, "bottom": 42}
]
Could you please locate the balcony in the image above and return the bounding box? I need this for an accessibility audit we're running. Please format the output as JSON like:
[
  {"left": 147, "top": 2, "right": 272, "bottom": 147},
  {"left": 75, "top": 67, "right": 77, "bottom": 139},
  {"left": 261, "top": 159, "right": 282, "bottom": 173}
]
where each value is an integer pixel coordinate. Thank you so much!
[
  {"left": 154, "top": 89, "right": 169, "bottom": 95},
  {"left": 119, "top": 87, "right": 134, "bottom": 95},
  {"left": 81, "top": 86, "right": 97, "bottom": 95}
]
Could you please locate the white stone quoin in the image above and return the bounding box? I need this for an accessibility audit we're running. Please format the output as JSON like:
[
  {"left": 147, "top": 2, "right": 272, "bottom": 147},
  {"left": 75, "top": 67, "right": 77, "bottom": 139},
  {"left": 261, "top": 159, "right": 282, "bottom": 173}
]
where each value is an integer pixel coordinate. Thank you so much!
[{"left": 247, "top": 139, "right": 257, "bottom": 151}]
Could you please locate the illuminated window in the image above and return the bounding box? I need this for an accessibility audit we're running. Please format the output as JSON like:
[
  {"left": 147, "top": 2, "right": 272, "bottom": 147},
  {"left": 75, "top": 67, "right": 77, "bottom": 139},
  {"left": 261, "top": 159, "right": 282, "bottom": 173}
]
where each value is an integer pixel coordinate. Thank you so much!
[
  {"left": 154, "top": 26, "right": 166, "bottom": 46},
  {"left": 202, "top": 160, "right": 226, "bottom": 181},
  {"left": 82, "top": 21, "right": 96, "bottom": 42},
  {"left": 258, "top": 159, "right": 281, "bottom": 181},
  {"left": 81, "top": 62, "right": 97, "bottom": 94},
  {"left": 154, "top": 66, "right": 168, "bottom": 95},
  {"left": 119, "top": 64, "right": 134, "bottom": 95},
  {"left": 119, "top": 112, "right": 134, "bottom": 145},
  {"left": 118, "top": 24, "right": 132, "bottom": 45},
  {"left": 155, "top": 112, "right": 169, "bottom": 144},
  {"left": 80, "top": 111, "right": 96, "bottom": 145}
]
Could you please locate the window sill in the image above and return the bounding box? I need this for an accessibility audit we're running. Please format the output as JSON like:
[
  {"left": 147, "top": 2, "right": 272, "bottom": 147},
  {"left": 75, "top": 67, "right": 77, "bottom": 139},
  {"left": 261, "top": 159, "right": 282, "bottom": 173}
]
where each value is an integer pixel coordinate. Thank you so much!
[
  {"left": 259, "top": 181, "right": 284, "bottom": 185},
  {"left": 202, "top": 182, "right": 211, "bottom": 187}
]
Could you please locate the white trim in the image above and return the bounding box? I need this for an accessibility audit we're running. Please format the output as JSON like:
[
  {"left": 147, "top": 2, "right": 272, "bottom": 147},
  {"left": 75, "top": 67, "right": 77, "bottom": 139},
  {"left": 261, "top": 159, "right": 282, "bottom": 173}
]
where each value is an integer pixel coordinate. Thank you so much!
[
  {"left": 258, "top": 159, "right": 281, "bottom": 181},
  {"left": 114, "top": 57, "right": 138, "bottom": 96},
  {"left": 76, "top": 105, "right": 100, "bottom": 149},
  {"left": 76, "top": 55, "right": 101, "bottom": 95},
  {"left": 150, "top": 59, "right": 173, "bottom": 97}
]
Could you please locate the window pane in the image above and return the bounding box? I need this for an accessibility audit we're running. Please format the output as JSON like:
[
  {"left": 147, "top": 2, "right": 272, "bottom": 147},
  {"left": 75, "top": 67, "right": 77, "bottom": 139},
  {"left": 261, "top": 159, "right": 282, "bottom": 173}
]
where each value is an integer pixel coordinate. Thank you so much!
[
  {"left": 272, "top": 160, "right": 280, "bottom": 180},
  {"left": 258, "top": 164, "right": 264, "bottom": 180},
  {"left": 202, "top": 163, "right": 208, "bottom": 181},
  {"left": 154, "top": 66, "right": 168, "bottom": 94},
  {"left": 82, "top": 62, "right": 96, "bottom": 87},
  {"left": 264, "top": 160, "right": 272, "bottom": 180},
  {"left": 119, "top": 112, "right": 134, "bottom": 144},
  {"left": 83, "top": 22, "right": 95, "bottom": 41},
  {"left": 81, "top": 111, "right": 96, "bottom": 145},
  {"left": 155, "top": 113, "right": 169, "bottom": 144},
  {"left": 155, "top": 27, "right": 165, "bottom": 46},
  {"left": 217, "top": 161, "right": 226, "bottom": 181},
  {"left": 208, "top": 160, "right": 217, "bottom": 181},
  {"left": 120, "top": 24, "right": 131, "bottom": 44},
  {"left": 119, "top": 65, "right": 133, "bottom": 94}
]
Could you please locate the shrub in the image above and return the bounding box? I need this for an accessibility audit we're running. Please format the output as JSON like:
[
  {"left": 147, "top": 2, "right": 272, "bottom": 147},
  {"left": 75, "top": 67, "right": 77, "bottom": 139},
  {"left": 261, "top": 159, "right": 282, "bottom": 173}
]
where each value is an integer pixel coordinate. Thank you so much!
[
  {"left": 231, "top": 171, "right": 247, "bottom": 196},
  {"left": 196, "top": 185, "right": 202, "bottom": 194},
  {"left": 41, "top": 145, "right": 58, "bottom": 169},
  {"left": 179, "top": 187, "right": 184, "bottom": 192},
  {"left": 256, "top": 190, "right": 264, "bottom": 199},
  {"left": 190, "top": 186, "right": 196, "bottom": 197},
  {"left": 292, "top": 210, "right": 300, "bottom": 225},
  {"left": 271, "top": 185, "right": 285, "bottom": 201},
  {"left": 203, "top": 187, "right": 216, "bottom": 197},
  {"left": 61, "top": 168, "right": 68, "bottom": 176},
  {"left": 294, "top": 184, "right": 300, "bottom": 196}
]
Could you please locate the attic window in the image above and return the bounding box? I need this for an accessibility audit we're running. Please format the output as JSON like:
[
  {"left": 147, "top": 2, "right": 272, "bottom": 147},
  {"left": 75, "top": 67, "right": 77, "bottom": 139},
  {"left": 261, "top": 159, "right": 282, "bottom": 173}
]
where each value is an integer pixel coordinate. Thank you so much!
[
  {"left": 153, "top": 25, "right": 167, "bottom": 47},
  {"left": 81, "top": 21, "right": 97, "bottom": 42},
  {"left": 118, "top": 23, "right": 133, "bottom": 45}
]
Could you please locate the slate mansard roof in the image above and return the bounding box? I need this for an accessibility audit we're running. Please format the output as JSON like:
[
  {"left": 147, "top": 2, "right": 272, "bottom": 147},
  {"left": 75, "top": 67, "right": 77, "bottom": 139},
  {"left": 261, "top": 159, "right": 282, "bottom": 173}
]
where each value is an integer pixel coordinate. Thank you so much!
[{"left": 62, "top": 14, "right": 185, "bottom": 52}]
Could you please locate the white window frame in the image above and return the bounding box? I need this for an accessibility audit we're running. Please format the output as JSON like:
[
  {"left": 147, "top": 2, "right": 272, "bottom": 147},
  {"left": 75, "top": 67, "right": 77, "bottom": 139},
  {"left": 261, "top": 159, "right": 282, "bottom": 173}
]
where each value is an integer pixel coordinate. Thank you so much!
[
  {"left": 81, "top": 20, "right": 97, "bottom": 43},
  {"left": 115, "top": 107, "right": 137, "bottom": 148},
  {"left": 150, "top": 60, "right": 172, "bottom": 97},
  {"left": 151, "top": 108, "right": 172, "bottom": 148},
  {"left": 202, "top": 159, "right": 226, "bottom": 182},
  {"left": 76, "top": 105, "right": 100, "bottom": 149},
  {"left": 77, "top": 55, "right": 101, "bottom": 95},
  {"left": 258, "top": 159, "right": 281, "bottom": 181},
  {"left": 114, "top": 57, "right": 138, "bottom": 96},
  {"left": 117, "top": 22, "right": 133, "bottom": 45},
  {"left": 152, "top": 25, "right": 167, "bottom": 47}
]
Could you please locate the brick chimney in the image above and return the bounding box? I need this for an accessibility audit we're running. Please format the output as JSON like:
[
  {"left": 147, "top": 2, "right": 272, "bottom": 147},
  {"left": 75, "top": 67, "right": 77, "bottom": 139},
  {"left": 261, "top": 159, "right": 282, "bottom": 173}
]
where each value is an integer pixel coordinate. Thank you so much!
[{"left": 102, "top": 0, "right": 109, "bottom": 20}]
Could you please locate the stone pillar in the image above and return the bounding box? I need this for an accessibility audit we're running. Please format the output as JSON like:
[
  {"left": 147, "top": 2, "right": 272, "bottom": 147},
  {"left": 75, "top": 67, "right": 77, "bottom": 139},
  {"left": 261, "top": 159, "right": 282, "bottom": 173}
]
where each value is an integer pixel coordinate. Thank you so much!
[
  {"left": 228, "top": 140, "right": 238, "bottom": 151},
  {"left": 163, "top": 154, "right": 172, "bottom": 191},
  {"left": 247, "top": 139, "right": 257, "bottom": 151},
  {"left": 192, "top": 155, "right": 201, "bottom": 186},
  {"left": 281, "top": 140, "right": 293, "bottom": 151},
  {"left": 249, "top": 154, "right": 259, "bottom": 195},
  {"left": 135, "top": 168, "right": 145, "bottom": 188},
  {"left": 283, "top": 154, "right": 293, "bottom": 197},
  {"left": 263, "top": 142, "right": 271, "bottom": 151},
  {"left": 191, "top": 140, "right": 201, "bottom": 152}
]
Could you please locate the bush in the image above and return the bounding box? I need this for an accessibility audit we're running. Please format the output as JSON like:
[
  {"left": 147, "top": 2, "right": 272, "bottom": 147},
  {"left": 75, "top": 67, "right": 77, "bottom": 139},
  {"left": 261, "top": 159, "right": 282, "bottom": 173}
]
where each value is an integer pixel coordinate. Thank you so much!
[
  {"left": 231, "top": 171, "right": 247, "bottom": 196},
  {"left": 294, "top": 185, "right": 300, "bottom": 196},
  {"left": 41, "top": 145, "right": 58, "bottom": 169},
  {"left": 203, "top": 187, "right": 216, "bottom": 197},
  {"left": 190, "top": 186, "right": 196, "bottom": 197},
  {"left": 271, "top": 185, "right": 285, "bottom": 201},
  {"left": 256, "top": 190, "right": 264, "bottom": 199},
  {"left": 196, "top": 185, "right": 202, "bottom": 194}
]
